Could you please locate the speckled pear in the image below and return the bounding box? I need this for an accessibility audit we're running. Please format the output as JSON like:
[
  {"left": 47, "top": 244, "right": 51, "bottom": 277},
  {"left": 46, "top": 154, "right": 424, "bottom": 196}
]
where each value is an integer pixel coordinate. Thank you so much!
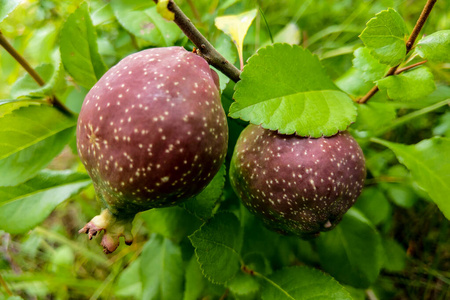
[
  {"left": 77, "top": 47, "right": 228, "bottom": 253},
  {"left": 230, "top": 125, "right": 365, "bottom": 238}
]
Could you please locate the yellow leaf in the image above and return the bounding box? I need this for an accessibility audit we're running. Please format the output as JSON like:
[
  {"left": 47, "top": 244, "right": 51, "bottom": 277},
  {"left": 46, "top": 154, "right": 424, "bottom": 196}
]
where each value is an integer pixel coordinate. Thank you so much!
[
  {"left": 215, "top": 9, "right": 257, "bottom": 69},
  {"left": 156, "top": 0, "right": 175, "bottom": 21}
]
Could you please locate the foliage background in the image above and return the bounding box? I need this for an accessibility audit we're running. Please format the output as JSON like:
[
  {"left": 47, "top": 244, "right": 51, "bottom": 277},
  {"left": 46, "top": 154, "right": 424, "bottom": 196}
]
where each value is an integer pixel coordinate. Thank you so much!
[{"left": 0, "top": 0, "right": 449, "bottom": 299}]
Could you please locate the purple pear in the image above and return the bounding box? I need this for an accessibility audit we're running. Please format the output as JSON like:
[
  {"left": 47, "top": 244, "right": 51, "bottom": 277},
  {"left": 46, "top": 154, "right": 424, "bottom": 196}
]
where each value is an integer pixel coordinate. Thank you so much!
[
  {"left": 77, "top": 47, "right": 228, "bottom": 253},
  {"left": 230, "top": 125, "right": 365, "bottom": 238}
]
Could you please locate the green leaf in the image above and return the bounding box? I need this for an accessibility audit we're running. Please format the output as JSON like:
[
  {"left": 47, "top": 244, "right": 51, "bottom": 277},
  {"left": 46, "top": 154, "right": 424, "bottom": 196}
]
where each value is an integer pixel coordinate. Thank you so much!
[
  {"left": 183, "top": 256, "right": 206, "bottom": 300},
  {"left": 60, "top": 2, "right": 107, "bottom": 89},
  {"left": 353, "top": 101, "right": 396, "bottom": 134},
  {"left": 189, "top": 212, "right": 242, "bottom": 284},
  {"left": 381, "top": 166, "right": 418, "bottom": 208},
  {"left": 352, "top": 47, "right": 389, "bottom": 82},
  {"left": 344, "top": 286, "right": 366, "bottom": 300},
  {"left": 212, "top": 35, "right": 237, "bottom": 92},
  {"left": 384, "top": 183, "right": 418, "bottom": 208},
  {"left": 360, "top": 8, "right": 408, "bottom": 66},
  {"left": 261, "top": 22, "right": 302, "bottom": 48},
  {"left": 273, "top": 23, "right": 301, "bottom": 45},
  {"left": 140, "top": 234, "right": 185, "bottom": 300},
  {"left": 0, "top": 102, "right": 76, "bottom": 186},
  {"left": 227, "top": 271, "right": 260, "bottom": 296},
  {"left": 43, "top": 59, "right": 66, "bottom": 97},
  {"left": 231, "top": 44, "right": 356, "bottom": 137},
  {"left": 183, "top": 255, "right": 225, "bottom": 300},
  {"left": 316, "top": 208, "right": 384, "bottom": 288},
  {"left": 0, "top": 0, "right": 21, "bottom": 23},
  {"left": 181, "top": 165, "right": 226, "bottom": 220},
  {"left": 416, "top": 30, "right": 450, "bottom": 63},
  {"left": 354, "top": 187, "right": 391, "bottom": 225},
  {"left": 240, "top": 208, "right": 280, "bottom": 262},
  {"left": 115, "top": 258, "right": 142, "bottom": 298},
  {"left": 50, "top": 245, "right": 75, "bottom": 273},
  {"left": 261, "top": 266, "right": 352, "bottom": 300},
  {"left": 377, "top": 67, "right": 435, "bottom": 101},
  {"left": 243, "top": 252, "right": 272, "bottom": 276},
  {"left": 434, "top": 111, "right": 450, "bottom": 137},
  {"left": 215, "top": 9, "right": 257, "bottom": 68},
  {"left": 410, "top": 84, "right": 450, "bottom": 108},
  {"left": 372, "top": 137, "right": 450, "bottom": 219},
  {"left": 10, "top": 63, "right": 65, "bottom": 98},
  {"left": 0, "top": 99, "right": 40, "bottom": 117},
  {"left": 382, "top": 238, "right": 407, "bottom": 272},
  {"left": 140, "top": 206, "right": 201, "bottom": 243},
  {"left": 91, "top": 3, "right": 115, "bottom": 26},
  {"left": 110, "top": 0, "right": 181, "bottom": 46},
  {"left": 0, "top": 170, "right": 91, "bottom": 233},
  {"left": 335, "top": 68, "right": 374, "bottom": 98}
]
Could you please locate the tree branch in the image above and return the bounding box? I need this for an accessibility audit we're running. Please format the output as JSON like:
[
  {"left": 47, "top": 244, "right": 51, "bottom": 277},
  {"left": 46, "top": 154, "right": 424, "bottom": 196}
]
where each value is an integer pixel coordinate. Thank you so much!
[
  {"left": 357, "top": 0, "right": 437, "bottom": 104},
  {"left": 406, "top": 0, "right": 437, "bottom": 52},
  {"left": 0, "top": 31, "right": 73, "bottom": 115},
  {"left": 153, "top": 0, "right": 241, "bottom": 83},
  {"left": 0, "top": 32, "right": 46, "bottom": 86}
]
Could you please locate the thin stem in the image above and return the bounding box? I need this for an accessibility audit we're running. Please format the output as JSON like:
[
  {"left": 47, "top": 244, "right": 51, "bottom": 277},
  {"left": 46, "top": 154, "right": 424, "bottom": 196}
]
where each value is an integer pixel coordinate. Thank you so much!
[
  {"left": 0, "top": 31, "right": 73, "bottom": 115},
  {"left": 259, "top": 6, "right": 273, "bottom": 44},
  {"left": 374, "top": 99, "right": 450, "bottom": 136},
  {"left": 358, "top": 0, "right": 437, "bottom": 104},
  {"left": 89, "top": 269, "right": 116, "bottom": 300},
  {"left": 394, "top": 60, "right": 428, "bottom": 75},
  {"left": 0, "top": 273, "right": 13, "bottom": 296},
  {"left": 238, "top": 50, "right": 244, "bottom": 71},
  {"left": 241, "top": 264, "right": 255, "bottom": 275},
  {"left": 153, "top": 0, "right": 241, "bottom": 83},
  {"left": 218, "top": 289, "right": 229, "bottom": 300},
  {"left": 357, "top": 86, "right": 379, "bottom": 104}
]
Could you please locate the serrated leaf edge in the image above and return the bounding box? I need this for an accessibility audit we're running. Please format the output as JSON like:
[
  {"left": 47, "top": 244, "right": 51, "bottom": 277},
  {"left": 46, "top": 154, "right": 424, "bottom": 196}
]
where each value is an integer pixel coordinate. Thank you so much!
[
  {"left": 232, "top": 43, "right": 356, "bottom": 137},
  {"left": 229, "top": 92, "right": 357, "bottom": 138},
  {"left": 0, "top": 100, "right": 43, "bottom": 119},
  {"left": 359, "top": 8, "right": 407, "bottom": 39},
  {"left": 188, "top": 211, "right": 242, "bottom": 285}
]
